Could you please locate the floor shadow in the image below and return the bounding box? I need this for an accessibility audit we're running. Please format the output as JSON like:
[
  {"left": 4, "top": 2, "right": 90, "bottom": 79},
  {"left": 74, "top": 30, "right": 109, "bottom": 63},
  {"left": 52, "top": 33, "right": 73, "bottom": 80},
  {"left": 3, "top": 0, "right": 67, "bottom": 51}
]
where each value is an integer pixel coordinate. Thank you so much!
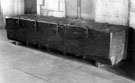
[
  {"left": 103, "top": 27, "right": 135, "bottom": 81},
  {"left": 103, "top": 59, "right": 135, "bottom": 81}
]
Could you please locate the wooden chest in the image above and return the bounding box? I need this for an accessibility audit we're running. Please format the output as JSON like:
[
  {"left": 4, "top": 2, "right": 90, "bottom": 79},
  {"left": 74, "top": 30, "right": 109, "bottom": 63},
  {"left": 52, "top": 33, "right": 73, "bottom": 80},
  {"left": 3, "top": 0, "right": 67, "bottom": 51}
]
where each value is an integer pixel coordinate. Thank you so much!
[{"left": 6, "top": 15, "right": 128, "bottom": 65}]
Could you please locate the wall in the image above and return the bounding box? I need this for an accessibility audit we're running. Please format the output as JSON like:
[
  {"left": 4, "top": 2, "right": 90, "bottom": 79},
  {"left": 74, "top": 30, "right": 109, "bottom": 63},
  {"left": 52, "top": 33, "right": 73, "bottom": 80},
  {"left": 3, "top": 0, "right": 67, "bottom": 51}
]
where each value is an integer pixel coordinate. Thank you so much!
[
  {"left": 37, "top": 0, "right": 128, "bottom": 25},
  {"left": 0, "top": 1, "right": 3, "bottom": 28},
  {"left": 37, "top": 0, "right": 131, "bottom": 23},
  {"left": 37, "top": 0, "right": 95, "bottom": 20},
  {"left": 66, "top": 0, "right": 77, "bottom": 18},
  {"left": 81, "top": 0, "right": 95, "bottom": 20},
  {"left": 24, "top": 0, "right": 37, "bottom": 14},
  {"left": 130, "top": 0, "right": 135, "bottom": 29},
  {"left": 37, "top": 0, "right": 65, "bottom": 17},
  {"left": 0, "top": 0, "right": 24, "bottom": 28},
  {"left": 66, "top": 0, "right": 95, "bottom": 20},
  {"left": 95, "top": 0, "right": 129, "bottom": 26},
  {"left": 0, "top": 0, "right": 131, "bottom": 27},
  {"left": 0, "top": 0, "right": 133, "bottom": 27}
]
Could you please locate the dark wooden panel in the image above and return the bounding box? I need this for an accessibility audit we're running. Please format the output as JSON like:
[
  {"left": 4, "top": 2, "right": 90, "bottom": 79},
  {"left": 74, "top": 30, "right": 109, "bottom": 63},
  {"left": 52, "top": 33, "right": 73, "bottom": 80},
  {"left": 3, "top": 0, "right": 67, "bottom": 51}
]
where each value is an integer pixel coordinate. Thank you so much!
[
  {"left": 83, "top": 29, "right": 110, "bottom": 61},
  {"left": 6, "top": 18, "right": 19, "bottom": 40},
  {"left": 128, "top": 28, "right": 135, "bottom": 52},
  {"left": 65, "top": 26, "right": 86, "bottom": 56},
  {"left": 6, "top": 18, "right": 18, "bottom": 30},
  {"left": 48, "top": 24, "right": 66, "bottom": 52},
  {"left": 38, "top": 22, "right": 50, "bottom": 47},
  {"left": 27, "top": 20, "right": 38, "bottom": 45},
  {"left": 127, "top": 28, "right": 135, "bottom": 64},
  {"left": 15, "top": 19, "right": 27, "bottom": 42}
]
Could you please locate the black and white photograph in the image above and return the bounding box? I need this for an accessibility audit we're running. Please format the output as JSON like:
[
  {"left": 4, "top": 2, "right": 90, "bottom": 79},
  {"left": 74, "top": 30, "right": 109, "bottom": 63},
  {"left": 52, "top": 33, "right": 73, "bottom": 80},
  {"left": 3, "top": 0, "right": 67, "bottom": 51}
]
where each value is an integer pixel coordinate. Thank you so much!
[{"left": 0, "top": 0, "right": 135, "bottom": 83}]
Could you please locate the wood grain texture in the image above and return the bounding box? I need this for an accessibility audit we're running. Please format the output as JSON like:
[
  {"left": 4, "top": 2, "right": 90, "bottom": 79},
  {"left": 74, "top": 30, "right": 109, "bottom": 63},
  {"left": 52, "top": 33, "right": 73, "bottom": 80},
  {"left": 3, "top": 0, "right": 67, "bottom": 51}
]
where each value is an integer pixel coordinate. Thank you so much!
[
  {"left": 14, "top": 19, "right": 27, "bottom": 42},
  {"left": 65, "top": 26, "right": 85, "bottom": 56},
  {"left": 38, "top": 22, "right": 50, "bottom": 47},
  {"left": 6, "top": 18, "right": 19, "bottom": 40},
  {"left": 95, "top": 0, "right": 129, "bottom": 26},
  {"left": 83, "top": 29, "right": 110, "bottom": 63},
  {"left": 49, "top": 24, "right": 66, "bottom": 52},
  {"left": 27, "top": 20, "right": 38, "bottom": 45},
  {"left": 6, "top": 15, "right": 128, "bottom": 65}
]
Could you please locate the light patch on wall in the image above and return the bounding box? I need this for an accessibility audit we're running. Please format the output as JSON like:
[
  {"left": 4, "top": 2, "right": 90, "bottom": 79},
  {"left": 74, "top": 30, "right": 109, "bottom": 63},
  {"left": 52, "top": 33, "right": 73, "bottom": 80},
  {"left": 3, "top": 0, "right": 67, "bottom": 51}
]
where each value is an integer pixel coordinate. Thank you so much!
[
  {"left": 37, "top": 0, "right": 43, "bottom": 15},
  {"left": 37, "top": 0, "right": 65, "bottom": 17},
  {"left": 95, "top": 0, "right": 129, "bottom": 26},
  {"left": 81, "top": 0, "right": 95, "bottom": 20},
  {"left": 65, "top": 0, "right": 78, "bottom": 18},
  {"left": 45, "top": 0, "right": 59, "bottom": 11},
  {"left": 130, "top": 0, "right": 135, "bottom": 29}
]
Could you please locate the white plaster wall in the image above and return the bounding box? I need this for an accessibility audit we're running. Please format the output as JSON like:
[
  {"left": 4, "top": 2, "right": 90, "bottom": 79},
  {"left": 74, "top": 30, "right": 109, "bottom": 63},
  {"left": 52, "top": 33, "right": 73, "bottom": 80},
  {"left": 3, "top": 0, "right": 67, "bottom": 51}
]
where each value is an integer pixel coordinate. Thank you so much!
[
  {"left": 37, "top": 0, "right": 95, "bottom": 19},
  {"left": 1, "top": 0, "right": 24, "bottom": 16},
  {"left": 47, "top": 0, "right": 65, "bottom": 17},
  {"left": 14, "top": 0, "right": 24, "bottom": 15},
  {"left": 37, "top": 0, "right": 65, "bottom": 17},
  {"left": 45, "top": 0, "right": 59, "bottom": 11},
  {"left": 37, "top": 0, "right": 43, "bottom": 15},
  {"left": 130, "top": 0, "right": 135, "bottom": 29},
  {"left": 37, "top": 0, "right": 130, "bottom": 25},
  {"left": 1, "top": 0, "right": 14, "bottom": 16},
  {"left": 95, "top": 0, "right": 129, "bottom": 26},
  {"left": 66, "top": 0, "right": 95, "bottom": 20},
  {"left": 0, "top": 1, "right": 3, "bottom": 28},
  {"left": 65, "top": 0, "right": 78, "bottom": 18},
  {"left": 0, "top": 0, "right": 24, "bottom": 28},
  {"left": 81, "top": 0, "right": 95, "bottom": 20}
]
